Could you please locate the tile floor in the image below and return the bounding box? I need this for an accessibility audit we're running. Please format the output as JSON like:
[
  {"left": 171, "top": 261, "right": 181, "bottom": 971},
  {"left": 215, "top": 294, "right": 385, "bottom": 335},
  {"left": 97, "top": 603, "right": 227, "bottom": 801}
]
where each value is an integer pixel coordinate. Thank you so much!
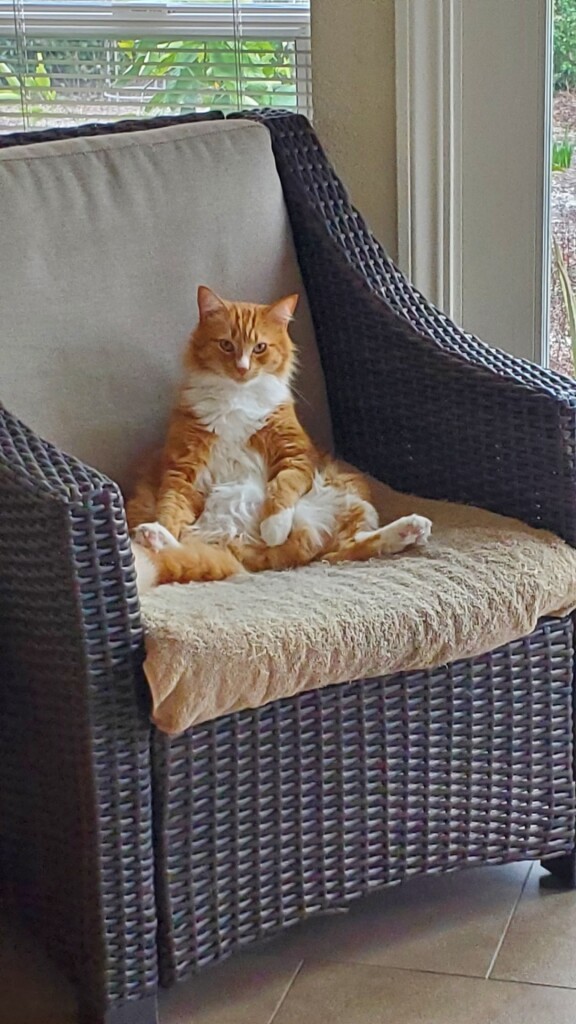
[{"left": 3, "top": 861, "right": 576, "bottom": 1023}]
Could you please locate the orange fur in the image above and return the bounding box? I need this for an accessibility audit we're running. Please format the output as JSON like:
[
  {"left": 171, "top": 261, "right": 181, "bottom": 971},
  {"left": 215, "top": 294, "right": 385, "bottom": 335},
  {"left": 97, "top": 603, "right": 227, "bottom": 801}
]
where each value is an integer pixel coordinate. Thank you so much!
[
  {"left": 190, "top": 286, "right": 297, "bottom": 383},
  {"left": 126, "top": 418, "right": 213, "bottom": 538},
  {"left": 128, "top": 286, "right": 432, "bottom": 586},
  {"left": 150, "top": 539, "right": 243, "bottom": 585},
  {"left": 251, "top": 403, "right": 317, "bottom": 518}
]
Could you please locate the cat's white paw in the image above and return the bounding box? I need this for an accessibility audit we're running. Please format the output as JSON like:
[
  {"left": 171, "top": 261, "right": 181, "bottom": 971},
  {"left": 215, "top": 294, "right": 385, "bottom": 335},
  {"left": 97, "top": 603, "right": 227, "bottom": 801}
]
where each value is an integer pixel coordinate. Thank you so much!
[
  {"left": 260, "top": 508, "right": 294, "bottom": 547},
  {"left": 132, "top": 522, "right": 180, "bottom": 552},
  {"left": 130, "top": 542, "right": 158, "bottom": 594},
  {"left": 393, "top": 514, "right": 432, "bottom": 548}
]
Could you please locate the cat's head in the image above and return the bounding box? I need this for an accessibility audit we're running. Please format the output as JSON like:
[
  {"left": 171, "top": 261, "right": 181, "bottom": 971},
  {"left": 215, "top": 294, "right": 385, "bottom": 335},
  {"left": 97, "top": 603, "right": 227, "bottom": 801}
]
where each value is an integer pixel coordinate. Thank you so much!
[{"left": 186, "top": 286, "right": 299, "bottom": 384}]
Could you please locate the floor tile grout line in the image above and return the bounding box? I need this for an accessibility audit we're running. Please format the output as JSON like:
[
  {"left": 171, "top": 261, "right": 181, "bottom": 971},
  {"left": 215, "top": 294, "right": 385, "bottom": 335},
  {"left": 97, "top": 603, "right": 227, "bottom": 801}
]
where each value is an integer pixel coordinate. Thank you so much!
[
  {"left": 489, "top": 974, "right": 576, "bottom": 992},
  {"left": 294, "top": 959, "right": 497, "bottom": 983},
  {"left": 485, "top": 862, "right": 534, "bottom": 980},
  {"left": 266, "top": 959, "right": 304, "bottom": 1024},
  {"left": 260, "top": 954, "right": 576, "bottom": 995}
]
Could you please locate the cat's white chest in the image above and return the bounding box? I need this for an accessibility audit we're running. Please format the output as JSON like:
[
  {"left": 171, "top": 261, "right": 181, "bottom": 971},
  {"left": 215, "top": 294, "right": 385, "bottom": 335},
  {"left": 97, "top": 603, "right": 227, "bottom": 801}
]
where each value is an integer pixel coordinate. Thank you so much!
[{"left": 181, "top": 372, "right": 290, "bottom": 543}]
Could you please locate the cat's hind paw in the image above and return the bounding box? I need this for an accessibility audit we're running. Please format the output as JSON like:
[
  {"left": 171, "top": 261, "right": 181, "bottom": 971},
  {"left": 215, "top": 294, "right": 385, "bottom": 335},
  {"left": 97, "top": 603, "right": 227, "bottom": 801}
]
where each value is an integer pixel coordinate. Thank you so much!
[
  {"left": 132, "top": 522, "right": 180, "bottom": 552},
  {"left": 260, "top": 508, "right": 294, "bottom": 547},
  {"left": 393, "top": 514, "right": 432, "bottom": 548}
]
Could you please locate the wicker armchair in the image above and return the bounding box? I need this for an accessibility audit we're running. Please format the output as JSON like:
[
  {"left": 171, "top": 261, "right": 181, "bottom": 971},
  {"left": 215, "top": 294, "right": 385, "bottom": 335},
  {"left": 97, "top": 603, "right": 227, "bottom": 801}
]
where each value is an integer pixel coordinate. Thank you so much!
[{"left": 1, "top": 110, "right": 575, "bottom": 1024}]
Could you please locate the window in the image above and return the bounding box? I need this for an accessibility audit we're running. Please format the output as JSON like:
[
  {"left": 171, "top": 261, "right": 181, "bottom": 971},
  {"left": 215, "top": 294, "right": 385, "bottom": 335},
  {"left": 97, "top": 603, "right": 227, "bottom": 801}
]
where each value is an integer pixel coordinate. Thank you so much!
[
  {"left": 0, "top": 1, "right": 311, "bottom": 132},
  {"left": 396, "top": 0, "right": 551, "bottom": 366}
]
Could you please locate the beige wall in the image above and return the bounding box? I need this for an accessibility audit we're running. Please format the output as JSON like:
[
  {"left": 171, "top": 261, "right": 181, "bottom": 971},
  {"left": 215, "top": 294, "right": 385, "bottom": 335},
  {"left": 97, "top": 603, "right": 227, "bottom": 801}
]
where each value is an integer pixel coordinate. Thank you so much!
[
  {"left": 311, "top": 0, "right": 397, "bottom": 258},
  {"left": 460, "top": 0, "right": 549, "bottom": 361}
]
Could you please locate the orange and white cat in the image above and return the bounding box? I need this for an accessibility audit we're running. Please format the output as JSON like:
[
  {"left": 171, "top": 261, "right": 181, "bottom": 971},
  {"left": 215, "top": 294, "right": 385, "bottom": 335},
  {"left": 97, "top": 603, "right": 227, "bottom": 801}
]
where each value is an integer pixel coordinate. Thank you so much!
[{"left": 128, "top": 286, "right": 432, "bottom": 591}]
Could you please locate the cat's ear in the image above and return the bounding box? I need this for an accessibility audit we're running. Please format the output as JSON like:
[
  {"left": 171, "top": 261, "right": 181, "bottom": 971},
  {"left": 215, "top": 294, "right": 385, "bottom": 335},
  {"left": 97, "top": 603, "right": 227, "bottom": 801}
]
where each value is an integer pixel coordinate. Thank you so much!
[
  {"left": 267, "top": 293, "right": 299, "bottom": 325},
  {"left": 197, "top": 286, "right": 227, "bottom": 320}
]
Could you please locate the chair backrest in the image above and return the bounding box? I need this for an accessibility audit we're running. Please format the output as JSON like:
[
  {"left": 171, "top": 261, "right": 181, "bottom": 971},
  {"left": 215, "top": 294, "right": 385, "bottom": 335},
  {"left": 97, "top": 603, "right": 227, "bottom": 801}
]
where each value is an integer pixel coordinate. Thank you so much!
[{"left": 0, "top": 118, "right": 332, "bottom": 492}]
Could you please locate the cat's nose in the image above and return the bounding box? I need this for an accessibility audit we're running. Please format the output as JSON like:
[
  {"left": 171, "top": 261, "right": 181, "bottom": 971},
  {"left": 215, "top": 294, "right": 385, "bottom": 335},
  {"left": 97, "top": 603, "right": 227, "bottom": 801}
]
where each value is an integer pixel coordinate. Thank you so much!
[{"left": 236, "top": 366, "right": 248, "bottom": 376}]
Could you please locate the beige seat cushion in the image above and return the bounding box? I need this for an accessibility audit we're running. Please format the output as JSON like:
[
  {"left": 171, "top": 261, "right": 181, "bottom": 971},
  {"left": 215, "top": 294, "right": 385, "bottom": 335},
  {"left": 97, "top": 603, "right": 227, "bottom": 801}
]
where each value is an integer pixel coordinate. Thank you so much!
[
  {"left": 140, "top": 481, "right": 576, "bottom": 735},
  {"left": 0, "top": 119, "right": 332, "bottom": 490}
]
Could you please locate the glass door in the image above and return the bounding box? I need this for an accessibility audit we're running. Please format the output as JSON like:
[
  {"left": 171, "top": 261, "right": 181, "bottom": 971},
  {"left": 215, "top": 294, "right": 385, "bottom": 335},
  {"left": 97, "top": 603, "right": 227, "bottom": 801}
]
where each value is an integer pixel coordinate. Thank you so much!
[{"left": 550, "top": 0, "right": 576, "bottom": 374}]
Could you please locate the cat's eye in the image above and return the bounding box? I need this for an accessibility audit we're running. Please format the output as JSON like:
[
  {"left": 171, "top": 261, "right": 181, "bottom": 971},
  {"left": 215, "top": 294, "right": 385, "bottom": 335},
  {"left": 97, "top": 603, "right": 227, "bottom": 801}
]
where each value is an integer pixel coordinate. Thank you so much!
[
  {"left": 253, "top": 342, "right": 267, "bottom": 354},
  {"left": 218, "top": 339, "right": 235, "bottom": 353}
]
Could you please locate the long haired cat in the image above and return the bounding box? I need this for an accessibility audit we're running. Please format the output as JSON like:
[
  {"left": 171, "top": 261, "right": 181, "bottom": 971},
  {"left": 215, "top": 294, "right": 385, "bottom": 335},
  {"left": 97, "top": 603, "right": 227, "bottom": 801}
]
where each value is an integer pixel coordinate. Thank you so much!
[{"left": 128, "top": 287, "right": 432, "bottom": 590}]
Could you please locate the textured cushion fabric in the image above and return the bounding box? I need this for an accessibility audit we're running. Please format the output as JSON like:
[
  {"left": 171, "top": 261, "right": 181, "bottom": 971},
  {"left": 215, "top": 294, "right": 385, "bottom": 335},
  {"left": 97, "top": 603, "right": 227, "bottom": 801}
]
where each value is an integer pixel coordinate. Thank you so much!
[
  {"left": 141, "top": 480, "right": 576, "bottom": 735},
  {"left": 0, "top": 119, "right": 332, "bottom": 490}
]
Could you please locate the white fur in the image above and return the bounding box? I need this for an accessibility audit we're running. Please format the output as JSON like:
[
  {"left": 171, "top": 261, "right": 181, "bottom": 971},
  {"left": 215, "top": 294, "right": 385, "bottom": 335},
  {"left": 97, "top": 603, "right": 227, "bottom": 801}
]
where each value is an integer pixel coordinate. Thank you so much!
[
  {"left": 355, "top": 514, "right": 432, "bottom": 554},
  {"left": 181, "top": 370, "right": 291, "bottom": 435},
  {"left": 131, "top": 543, "right": 158, "bottom": 594},
  {"left": 292, "top": 476, "right": 379, "bottom": 549},
  {"left": 183, "top": 371, "right": 291, "bottom": 544},
  {"left": 236, "top": 352, "right": 250, "bottom": 370},
  {"left": 260, "top": 507, "right": 294, "bottom": 547},
  {"left": 133, "top": 522, "right": 180, "bottom": 551},
  {"left": 191, "top": 455, "right": 267, "bottom": 544},
  {"left": 389, "top": 514, "right": 432, "bottom": 546},
  {"left": 180, "top": 371, "right": 384, "bottom": 552}
]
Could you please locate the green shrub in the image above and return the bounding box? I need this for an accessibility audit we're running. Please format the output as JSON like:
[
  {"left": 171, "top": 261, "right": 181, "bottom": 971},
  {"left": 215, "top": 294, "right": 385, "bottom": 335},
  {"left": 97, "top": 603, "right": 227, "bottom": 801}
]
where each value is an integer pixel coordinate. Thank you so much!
[
  {"left": 0, "top": 52, "right": 55, "bottom": 110},
  {"left": 555, "top": 0, "right": 576, "bottom": 91},
  {"left": 553, "top": 134, "right": 574, "bottom": 169},
  {"left": 117, "top": 38, "right": 297, "bottom": 113}
]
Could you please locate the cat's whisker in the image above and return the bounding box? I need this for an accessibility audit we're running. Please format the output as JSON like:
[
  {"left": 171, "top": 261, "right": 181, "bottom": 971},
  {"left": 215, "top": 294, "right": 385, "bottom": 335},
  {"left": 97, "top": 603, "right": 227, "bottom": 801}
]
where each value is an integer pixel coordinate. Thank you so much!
[{"left": 289, "top": 382, "right": 312, "bottom": 407}]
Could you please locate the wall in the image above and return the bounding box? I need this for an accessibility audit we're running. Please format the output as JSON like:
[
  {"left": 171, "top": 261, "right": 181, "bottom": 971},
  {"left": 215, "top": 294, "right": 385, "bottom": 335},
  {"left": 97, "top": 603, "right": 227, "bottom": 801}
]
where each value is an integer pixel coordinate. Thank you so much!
[
  {"left": 460, "top": 0, "right": 549, "bottom": 361},
  {"left": 311, "top": 0, "right": 398, "bottom": 258}
]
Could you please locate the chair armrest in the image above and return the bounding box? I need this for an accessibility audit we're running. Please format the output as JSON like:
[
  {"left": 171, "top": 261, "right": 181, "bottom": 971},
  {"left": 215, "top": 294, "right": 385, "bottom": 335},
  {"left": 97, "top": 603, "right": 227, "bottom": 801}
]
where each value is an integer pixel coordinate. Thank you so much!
[
  {"left": 247, "top": 111, "right": 576, "bottom": 546},
  {"left": 0, "top": 405, "right": 158, "bottom": 1014}
]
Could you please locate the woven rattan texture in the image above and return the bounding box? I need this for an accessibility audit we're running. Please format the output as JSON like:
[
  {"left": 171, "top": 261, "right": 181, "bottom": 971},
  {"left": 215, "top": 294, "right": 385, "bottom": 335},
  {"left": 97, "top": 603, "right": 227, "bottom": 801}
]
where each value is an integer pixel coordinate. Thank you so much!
[
  {"left": 153, "top": 616, "right": 575, "bottom": 984},
  {"left": 236, "top": 111, "right": 576, "bottom": 547},
  {"left": 0, "top": 407, "right": 157, "bottom": 1018}
]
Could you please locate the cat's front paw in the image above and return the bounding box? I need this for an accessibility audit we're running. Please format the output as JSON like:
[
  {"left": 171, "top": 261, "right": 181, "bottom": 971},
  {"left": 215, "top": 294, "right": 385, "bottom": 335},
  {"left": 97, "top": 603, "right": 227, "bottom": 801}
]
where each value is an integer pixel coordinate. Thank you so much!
[
  {"left": 132, "top": 522, "right": 180, "bottom": 552},
  {"left": 260, "top": 508, "right": 294, "bottom": 547}
]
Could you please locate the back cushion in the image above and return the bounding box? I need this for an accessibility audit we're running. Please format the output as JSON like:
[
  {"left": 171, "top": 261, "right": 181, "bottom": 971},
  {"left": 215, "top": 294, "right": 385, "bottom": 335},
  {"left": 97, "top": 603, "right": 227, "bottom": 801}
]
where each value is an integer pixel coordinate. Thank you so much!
[{"left": 0, "top": 119, "right": 332, "bottom": 492}]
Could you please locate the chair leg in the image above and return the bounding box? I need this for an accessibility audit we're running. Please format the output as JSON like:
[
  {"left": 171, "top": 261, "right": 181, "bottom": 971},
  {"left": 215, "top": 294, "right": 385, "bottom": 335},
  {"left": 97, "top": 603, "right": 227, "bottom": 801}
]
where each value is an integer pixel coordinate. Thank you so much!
[
  {"left": 79, "top": 994, "right": 159, "bottom": 1024},
  {"left": 540, "top": 850, "right": 576, "bottom": 889}
]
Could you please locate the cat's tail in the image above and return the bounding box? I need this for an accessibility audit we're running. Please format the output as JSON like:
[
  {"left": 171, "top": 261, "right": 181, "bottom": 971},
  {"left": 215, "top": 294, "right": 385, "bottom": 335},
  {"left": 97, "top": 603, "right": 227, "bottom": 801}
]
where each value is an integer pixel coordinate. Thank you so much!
[{"left": 131, "top": 538, "right": 244, "bottom": 593}]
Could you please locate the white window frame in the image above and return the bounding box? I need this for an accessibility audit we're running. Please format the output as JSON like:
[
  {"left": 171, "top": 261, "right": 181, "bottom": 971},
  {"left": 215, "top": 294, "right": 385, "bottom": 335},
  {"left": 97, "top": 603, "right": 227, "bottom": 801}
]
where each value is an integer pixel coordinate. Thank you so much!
[
  {"left": 395, "top": 0, "right": 553, "bottom": 366},
  {"left": 395, "top": 0, "right": 463, "bottom": 326},
  {"left": 0, "top": 2, "right": 310, "bottom": 40}
]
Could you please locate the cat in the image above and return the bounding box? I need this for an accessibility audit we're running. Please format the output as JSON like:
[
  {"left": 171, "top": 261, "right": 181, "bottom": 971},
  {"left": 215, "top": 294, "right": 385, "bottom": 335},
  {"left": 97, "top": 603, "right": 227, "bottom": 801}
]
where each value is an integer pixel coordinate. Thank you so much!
[{"left": 127, "top": 286, "right": 432, "bottom": 591}]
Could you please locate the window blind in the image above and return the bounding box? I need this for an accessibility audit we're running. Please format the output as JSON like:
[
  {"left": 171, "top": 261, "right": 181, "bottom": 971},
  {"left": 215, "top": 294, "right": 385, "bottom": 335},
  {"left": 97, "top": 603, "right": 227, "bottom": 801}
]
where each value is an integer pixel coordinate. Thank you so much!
[{"left": 0, "top": 1, "right": 311, "bottom": 132}]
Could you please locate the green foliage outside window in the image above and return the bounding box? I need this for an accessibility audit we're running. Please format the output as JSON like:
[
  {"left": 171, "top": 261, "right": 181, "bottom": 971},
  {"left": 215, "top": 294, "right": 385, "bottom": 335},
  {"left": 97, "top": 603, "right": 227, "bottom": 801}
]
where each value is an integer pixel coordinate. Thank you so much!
[
  {"left": 555, "top": 0, "right": 576, "bottom": 91},
  {"left": 0, "top": 35, "right": 298, "bottom": 116},
  {"left": 117, "top": 38, "right": 297, "bottom": 112}
]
